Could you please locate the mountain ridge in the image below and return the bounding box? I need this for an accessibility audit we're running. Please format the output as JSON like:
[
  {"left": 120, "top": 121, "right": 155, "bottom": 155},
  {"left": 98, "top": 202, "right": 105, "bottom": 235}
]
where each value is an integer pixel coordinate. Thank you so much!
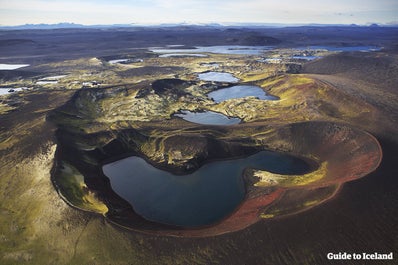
[{"left": 1, "top": 22, "right": 398, "bottom": 30}]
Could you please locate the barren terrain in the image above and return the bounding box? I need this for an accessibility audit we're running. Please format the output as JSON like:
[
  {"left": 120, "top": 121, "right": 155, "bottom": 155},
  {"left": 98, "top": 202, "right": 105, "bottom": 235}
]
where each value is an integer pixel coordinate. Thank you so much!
[{"left": 0, "top": 26, "right": 397, "bottom": 264}]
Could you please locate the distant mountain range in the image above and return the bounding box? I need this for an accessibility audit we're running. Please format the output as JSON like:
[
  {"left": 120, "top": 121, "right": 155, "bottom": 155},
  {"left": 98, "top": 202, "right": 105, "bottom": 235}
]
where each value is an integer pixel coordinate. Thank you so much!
[
  {"left": 1, "top": 22, "right": 397, "bottom": 30},
  {"left": 0, "top": 22, "right": 136, "bottom": 30}
]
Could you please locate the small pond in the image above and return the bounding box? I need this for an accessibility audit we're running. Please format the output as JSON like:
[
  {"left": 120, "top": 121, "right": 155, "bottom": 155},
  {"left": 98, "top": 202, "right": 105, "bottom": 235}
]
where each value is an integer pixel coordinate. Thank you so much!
[
  {"left": 208, "top": 85, "right": 279, "bottom": 103},
  {"left": 108, "top": 59, "right": 144, "bottom": 64},
  {"left": 102, "top": 150, "right": 311, "bottom": 227},
  {"left": 36, "top": 80, "right": 58, "bottom": 85},
  {"left": 198, "top": 72, "right": 239, "bottom": 83},
  {"left": 109, "top": 59, "right": 130, "bottom": 64},
  {"left": 292, "top": 56, "right": 320, "bottom": 60},
  {"left": 0, "top": 87, "right": 27, "bottom": 96},
  {"left": 159, "top": 54, "right": 207, "bottom": 58},
  {"left": 0, "top": 64, "right": 30, "bottom": 70},
  {"left": 36, "top": 75, "right": 67, "bottom": 85},
  {"left": 174, "top": 110, "right": 241, "bottom": 125},
  {"left": 44, "top": 75, "right": 67, "bottom": 79}
]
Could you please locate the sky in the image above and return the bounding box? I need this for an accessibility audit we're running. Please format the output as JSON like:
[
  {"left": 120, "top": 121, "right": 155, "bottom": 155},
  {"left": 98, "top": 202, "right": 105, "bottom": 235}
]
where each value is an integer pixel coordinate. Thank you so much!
[{"left": 0, "top": 0, "right": 397, "bottom": 26}]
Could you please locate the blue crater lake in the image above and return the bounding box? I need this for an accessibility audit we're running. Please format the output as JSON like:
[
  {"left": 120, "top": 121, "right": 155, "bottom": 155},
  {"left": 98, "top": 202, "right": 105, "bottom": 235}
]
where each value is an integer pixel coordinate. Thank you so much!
[
  {"left": 102, "top": 151, "right": 311, "bottom": 227},
  {"left": 208, "top": 85, "right": 279, "bottom": 103},
  {"left": 174, "top": 110, "right": 241, "bottom": 125}
]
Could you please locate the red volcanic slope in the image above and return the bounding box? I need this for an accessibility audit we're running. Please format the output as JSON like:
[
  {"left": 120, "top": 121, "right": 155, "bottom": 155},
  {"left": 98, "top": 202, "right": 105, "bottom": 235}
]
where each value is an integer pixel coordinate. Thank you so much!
[{"left": 127, "top": 121, "right": 382, "bottom": 237}]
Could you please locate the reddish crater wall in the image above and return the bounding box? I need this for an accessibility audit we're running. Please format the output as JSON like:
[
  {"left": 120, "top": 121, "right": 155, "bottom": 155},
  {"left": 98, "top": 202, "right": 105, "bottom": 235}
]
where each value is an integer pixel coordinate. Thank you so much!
[
  {"left": 119, "top": 121, "right": 382, "bottom": 237},
  {"left": 281, "top": 122, "right": 382, "bottom": 186}
]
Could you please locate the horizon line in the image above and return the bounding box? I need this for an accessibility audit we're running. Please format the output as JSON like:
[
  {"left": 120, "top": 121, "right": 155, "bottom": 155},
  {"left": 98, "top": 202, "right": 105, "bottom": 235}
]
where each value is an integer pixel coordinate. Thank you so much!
[{"left": 1, "top": 21, "right": 398, "bottom": 29}]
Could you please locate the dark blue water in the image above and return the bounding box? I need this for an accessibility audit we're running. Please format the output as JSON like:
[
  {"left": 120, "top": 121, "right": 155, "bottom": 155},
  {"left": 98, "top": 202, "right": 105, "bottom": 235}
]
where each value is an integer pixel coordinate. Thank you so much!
[
  {"left": 174, "top": 110, "right": 241, "bottom": 125},
  {"left": 208, "top": 85, "right": 279, "bottom": 103},
  {"left": 102, "top": 151, "right": 310, "bottom": 227}
]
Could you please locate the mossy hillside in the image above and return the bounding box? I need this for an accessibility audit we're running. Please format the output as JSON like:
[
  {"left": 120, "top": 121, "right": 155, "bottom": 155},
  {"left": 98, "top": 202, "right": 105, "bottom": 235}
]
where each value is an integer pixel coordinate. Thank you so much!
[
  {"left": 258, "top": 74, "right": 376, "bottom": 123},
  {"left": 252, "top": 162, "right": 328, "bottom": 188},
  {"left": 0, "top": 102, "right": 16, "bottom": 114},
  {"left": 55, "top": 161, "right": 108, "bottom": 214}
]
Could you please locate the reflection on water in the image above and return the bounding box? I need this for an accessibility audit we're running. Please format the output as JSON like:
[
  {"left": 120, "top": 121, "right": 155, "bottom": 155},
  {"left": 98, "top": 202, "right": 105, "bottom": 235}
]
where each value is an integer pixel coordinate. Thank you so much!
[
  {"left": 0, "top": 64, "right": 30, "bottom": 70},
  {"left": 108, "top": 58, "right": 144, "bottom": 64},
  {"left": 292, "top": 56, "right": 320, "bottom": 60},
  {"left": 208, "top": 85, "right": 279, "bottom": 103},
  {"left": 174, "top": 110, "right": 241, "bottom": 125},
  {"left": 159, "top": 54, "right": 207, "bottom": 58},
  {"left": 198, "top": 72, "right": 239, "bottom": 82},
  {"left": 108, "top": 59, "right": 129, "bottom": 64},
  {"left": 36, "top": 75, "right": 67, "bottom": 85},
  {"left": 36, "top": 80, "right": 58, "bottom": 85},
  {"left": 102, "top": 151, "right": 310, "bottom": 227},
  {"left": 0, "top": 87, "right": 27, "bottom": 96}
]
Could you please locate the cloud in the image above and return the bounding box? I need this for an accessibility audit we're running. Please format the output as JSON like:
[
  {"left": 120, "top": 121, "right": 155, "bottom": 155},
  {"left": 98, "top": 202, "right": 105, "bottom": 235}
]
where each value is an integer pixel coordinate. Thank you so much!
[{"left": 1, "top": 0, "right": 131, "bottom": 13}]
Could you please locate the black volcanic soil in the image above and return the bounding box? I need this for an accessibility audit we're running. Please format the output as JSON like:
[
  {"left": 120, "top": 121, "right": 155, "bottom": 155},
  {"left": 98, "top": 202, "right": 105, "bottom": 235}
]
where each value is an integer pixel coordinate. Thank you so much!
[
  {"left": 0, "top": 70, "right": 42, "bottom": 81},
  {"left": 301, "top": 51, "right": 398, "bottom": 143},
  {"left": 117, "top": 66, "right": 186, "bottom": 78},
  {"left": 152, "top": 78, "right": 193, "bottom": 94},
  {"left": 302, "top": 51, "right": 398, "bottom": 93}
]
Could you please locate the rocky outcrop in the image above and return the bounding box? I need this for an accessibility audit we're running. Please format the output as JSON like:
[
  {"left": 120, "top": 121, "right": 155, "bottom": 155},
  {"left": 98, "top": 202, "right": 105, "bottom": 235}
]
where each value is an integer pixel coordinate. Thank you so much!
[{"left": 151, "top": 78, "right": 194, "bottom": 95}]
